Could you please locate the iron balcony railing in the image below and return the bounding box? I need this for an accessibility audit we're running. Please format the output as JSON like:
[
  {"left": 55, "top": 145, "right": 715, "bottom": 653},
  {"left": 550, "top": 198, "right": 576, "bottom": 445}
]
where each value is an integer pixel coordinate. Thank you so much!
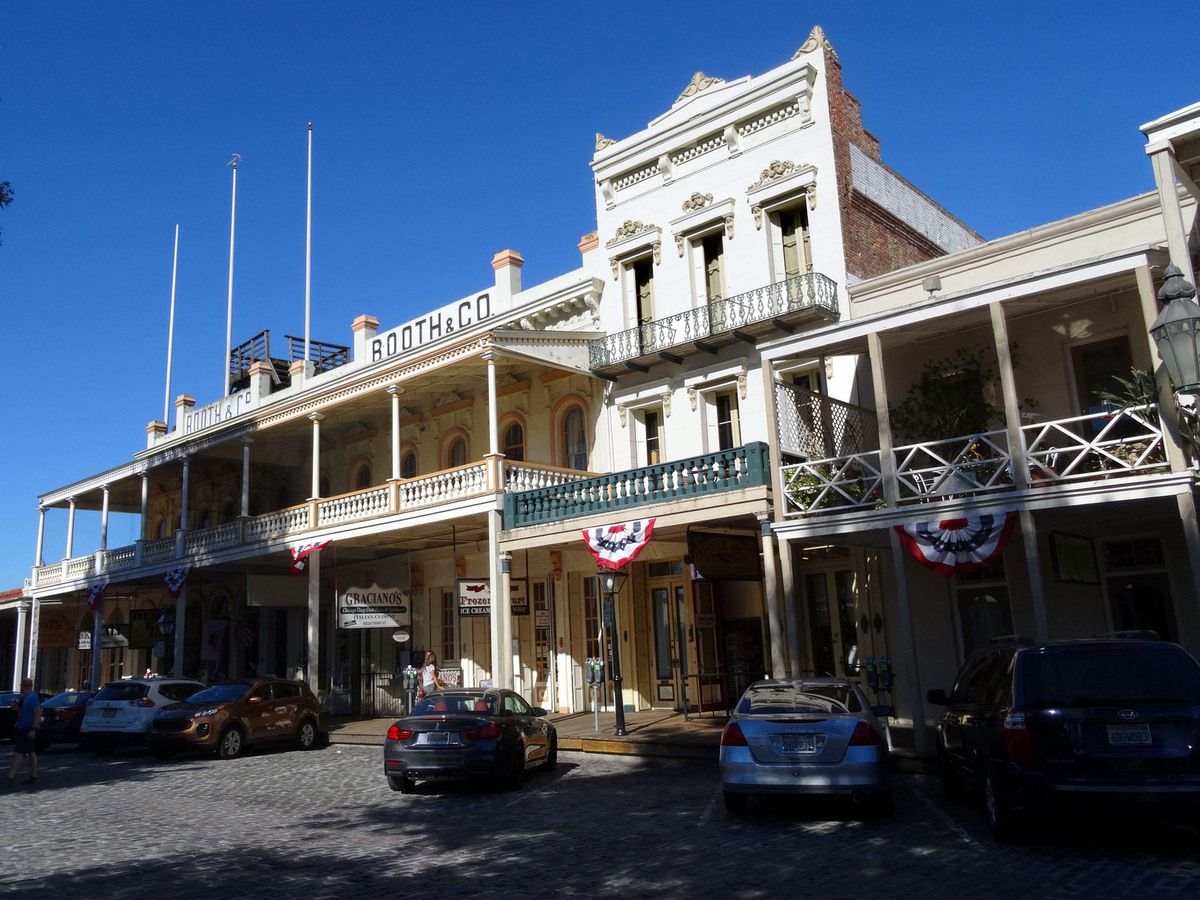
[
  {"left": 504, "top": 442, "right": 771, "bottom": 527},
  {"left": 589, "top": 272, "right": 838, "bottom": 370}
]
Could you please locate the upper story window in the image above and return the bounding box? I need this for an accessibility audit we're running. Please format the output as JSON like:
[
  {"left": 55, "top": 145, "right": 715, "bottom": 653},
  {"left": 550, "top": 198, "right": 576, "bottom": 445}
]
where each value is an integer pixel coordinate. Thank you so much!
[
  {"left": 400, "top": 450, "right": 417, "bottom": 479},
  {"left": 777, "top": 206, "right": 812, "bottom": 278},
  {"left": 633, "top": 406, "right": 664, "bottom": 466},
  {"left": 561, "top": 406, "right": 588, "bottom": 471},
  {"left": 353, "top": 462, "right": 372, "bottom": 490},
  {"left": 715, "top": 390, "right": 740, "bottom": 451},
  {"left": 632, "top": 257, "right": 655, "bottom": 327},
  {"left": 502, "top": 421, "right": 525, "bottom": 461},
  {"left": 701, "top": 233, "right": 725, "bottom": 302},
  {"left": 448, "top": 437, "right": 468, "bottom": 468}
]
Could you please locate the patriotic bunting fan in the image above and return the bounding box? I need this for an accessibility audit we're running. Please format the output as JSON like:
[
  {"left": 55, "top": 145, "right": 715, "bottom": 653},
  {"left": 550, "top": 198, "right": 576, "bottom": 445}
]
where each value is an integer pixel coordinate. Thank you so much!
[
  {"left": 164, "top": 566, "right": 190, "bottom": 597},
  {"left": 894, "top": 513, "right": 1016, "bottom": 576},
  {"left": 582, "top": 518, "right": 656, "bottom": 570},
  {"left": 291, "top": 539, "right": 332, "bottom": 574},
  {"left": 85, "top": 579, "right": 109, "bottom": 611}
]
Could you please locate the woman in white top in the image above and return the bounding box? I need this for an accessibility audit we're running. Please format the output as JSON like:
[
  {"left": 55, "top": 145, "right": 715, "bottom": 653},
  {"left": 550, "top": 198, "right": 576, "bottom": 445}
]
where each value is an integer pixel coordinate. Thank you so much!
[{"left": 421, "top": 651, "right": 445, "bottom": 696}]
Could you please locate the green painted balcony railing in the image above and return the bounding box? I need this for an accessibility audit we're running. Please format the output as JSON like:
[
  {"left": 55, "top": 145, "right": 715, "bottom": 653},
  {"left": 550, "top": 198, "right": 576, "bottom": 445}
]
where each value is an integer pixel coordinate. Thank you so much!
[{"left": 503, "top": 442, "right": 771, "bottom": 527}]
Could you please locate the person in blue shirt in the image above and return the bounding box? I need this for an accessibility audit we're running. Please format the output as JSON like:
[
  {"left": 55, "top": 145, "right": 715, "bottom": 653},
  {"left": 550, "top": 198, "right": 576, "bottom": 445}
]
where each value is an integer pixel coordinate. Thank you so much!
[{"left": 7, "top": 678, "right": 42, "bottom": 786}]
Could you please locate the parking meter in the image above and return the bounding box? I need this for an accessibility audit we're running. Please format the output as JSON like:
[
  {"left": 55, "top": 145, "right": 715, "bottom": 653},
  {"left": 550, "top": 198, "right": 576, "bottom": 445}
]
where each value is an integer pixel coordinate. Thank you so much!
[
  {"left": 878, "top": 656, "right": 893, "bottom": 691},
  {"left": 864, "top": 656, "right": 878, "bottom": 690}
]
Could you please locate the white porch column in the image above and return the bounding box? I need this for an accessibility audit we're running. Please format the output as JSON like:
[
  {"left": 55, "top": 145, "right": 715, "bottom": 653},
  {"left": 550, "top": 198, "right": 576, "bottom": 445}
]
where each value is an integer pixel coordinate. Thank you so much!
[
  {"left": 388, "top": 385, "right": 402, "bottom": 480},
  {"left": 758, "top": 511, "right": 787, "bottom": 679},
  {"left": 140, "top": 474, "right": 149, "bottom": 539},
  {"left": 778, "top": 539, "right": 803, "bottom": 675},
  {"left": 1145, "top": 142, "right": 1196, "bottom": 286},
  {"left": 866, "top": 333, "right": 899, "bottom": 505},
  {"left": 177, "top": 456, "right": 191, "bottom": 558},
  {"left": 887, "top": 530, "right": 930, "bottom": 756},
  {"left": 309, "top": 413, "right": 324, "bottom": 498},
  {"left": 12, "top": 601, "right": 28, "bottom": 689},
  {"left": 500, "top": 551, "right": 514, "bottom": 692},
  {"left": 484, "top": 352, "right": 499, "bottom": 457},
  {"left": 35, "top": 506, "right": 46, "bottom": 568},
  {"left": 99, "top": 486, "right": 111, "bottom": 551},
  {"left": 65, "top": 498, "right": 76, "bottom": 560},
  {"left": 489, "top": 510, "right": 505, "bottom": 687},
  {"left": 26, "top": 596, "right": 40, "bottom": 686},
  {"left": 306, "top": 548, "right": 321, "bottom": 696},
  {"left": 241, "top": 439, "right": 253, "bottom": 517},
  {"left": 172, "top": 586, "right": 187, "bottom": 679}
]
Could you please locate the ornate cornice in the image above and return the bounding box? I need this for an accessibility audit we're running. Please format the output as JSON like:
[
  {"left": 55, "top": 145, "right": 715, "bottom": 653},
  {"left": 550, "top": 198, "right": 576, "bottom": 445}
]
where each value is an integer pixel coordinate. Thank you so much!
[
  {"left": 595, "top": 132, "right": 617, "bottom": 152},
  {"left": 792, "top": 25, "right": 838, "bottom": 61},
  {"left": 607, "top": 220, "right": 652, "bottom": 246},
  {"left": 682, "top": 192, "right": 713, "bottom": 212},
  {"left": 748, "top": 160, "right": 798, "bottom": 191},
  {"left": 675, "top": 71, "right": 725, "bottom": 104}
]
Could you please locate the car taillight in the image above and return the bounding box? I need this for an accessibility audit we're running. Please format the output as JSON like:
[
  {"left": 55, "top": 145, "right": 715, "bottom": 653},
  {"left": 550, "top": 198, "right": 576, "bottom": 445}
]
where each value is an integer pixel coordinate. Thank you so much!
[
  {"left": 387, "top": 725, "right": 414, "bottom": 741},
  {"left": 720, "top": 722, "right": 748, "bottom": 746},
  {"left": 134, "top": 698, "right": 154, "bottom": 707},
  {"left": 60, "top": 710, "right": 77, "bottom": 721},
  {"left": 1002, "top": 709, "right": 1035, "bottom": 766},
  {"left": 848, "top": 720, "right": 883, "bottom": 746},
  {"left": 463, "top": 722, "right": 502, "bottom": 740}
]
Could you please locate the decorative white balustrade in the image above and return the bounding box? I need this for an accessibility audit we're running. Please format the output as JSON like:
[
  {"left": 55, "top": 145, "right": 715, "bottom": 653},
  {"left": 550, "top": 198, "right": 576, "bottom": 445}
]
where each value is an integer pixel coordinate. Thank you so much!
[
  {"left": 184, "top": 521, "right": 242, "bottom": 556},
  {"left": 244, "top": 506, "right": 311, "bottom": 543},
  {"left": 103, "top": 545, "right": 137, "bottom": 572},
  {"left": 782, "top": 405, "right": 1171, "bottom": 516},
  {"left": 142, "top": 537, "right": 178, "bottom": 565},
  {"left": 319, "top": 486, "right": 391, "bottom": 525},
  {"left": 503, "top": 463, "right": 592, "bottom": 493},
  {"left": 398, "top": 464, "right": 489, "bottom": 507},
  {"left": 66, "top": 556, "right": 96, "bottom": 579}
]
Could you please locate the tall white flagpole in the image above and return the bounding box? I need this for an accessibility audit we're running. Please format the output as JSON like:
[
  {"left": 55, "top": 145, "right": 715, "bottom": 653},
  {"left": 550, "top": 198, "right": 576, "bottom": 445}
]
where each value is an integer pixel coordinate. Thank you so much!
[
  {"left": 164, "top": 224, "right": 180, "bottom": 424},
  {"left": 224, "top": 153, "right": 240, "bottom": 397},
  {"left": 304, "top": 122, "right": 313, "bottom": 369}
]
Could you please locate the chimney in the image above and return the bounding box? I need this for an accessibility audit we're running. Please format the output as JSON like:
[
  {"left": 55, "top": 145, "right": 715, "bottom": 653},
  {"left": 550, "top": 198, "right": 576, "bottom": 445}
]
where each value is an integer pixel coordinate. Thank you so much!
[{"left": 352, "top": 314, "right": 380, "bottom": 366}]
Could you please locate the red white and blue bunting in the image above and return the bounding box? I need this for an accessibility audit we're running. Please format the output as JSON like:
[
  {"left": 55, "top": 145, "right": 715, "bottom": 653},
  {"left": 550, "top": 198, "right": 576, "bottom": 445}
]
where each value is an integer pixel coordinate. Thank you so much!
[
  {"left": 164, "top": 566, "right": 190, "bottom": 597},
  {"left": 894, "top": 512, "right": 1016, "bottom": 576},
  {"left": 582, "top": 518, "right": 656, "bottom": 570},
  {"left": 291, "top": 539, "right": 332, "bottom": 574},
  {"left": 85, "top": 578, "right": 109, "bottom": 611}
]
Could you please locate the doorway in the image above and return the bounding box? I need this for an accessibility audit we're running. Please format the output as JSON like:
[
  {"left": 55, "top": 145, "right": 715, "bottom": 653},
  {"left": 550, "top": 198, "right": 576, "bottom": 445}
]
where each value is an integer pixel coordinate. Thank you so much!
[{"left": 803, "top": 562, "right": 888, "bottom": 689}]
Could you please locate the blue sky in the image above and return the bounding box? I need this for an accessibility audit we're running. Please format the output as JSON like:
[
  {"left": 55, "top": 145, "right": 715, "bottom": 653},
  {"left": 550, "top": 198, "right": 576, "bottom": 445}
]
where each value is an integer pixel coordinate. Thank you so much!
[{"left": 1, "top": 2, "right": 1195, "bottom": 588}]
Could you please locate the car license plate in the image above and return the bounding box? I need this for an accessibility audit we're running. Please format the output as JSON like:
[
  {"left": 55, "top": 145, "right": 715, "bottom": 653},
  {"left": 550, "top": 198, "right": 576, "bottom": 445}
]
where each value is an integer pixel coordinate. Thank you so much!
[
  {"left": 780, "top": 733, "right": 820, "bottom": 753},
  {"left": 102, "top": 707, "right": 117, "bottom": 718},
  {"left": 426, "top": 732, "right": 451, "bottom": 745},
  {"left": 1107, "top": 724, "right": 1151, "bottom": 746}
]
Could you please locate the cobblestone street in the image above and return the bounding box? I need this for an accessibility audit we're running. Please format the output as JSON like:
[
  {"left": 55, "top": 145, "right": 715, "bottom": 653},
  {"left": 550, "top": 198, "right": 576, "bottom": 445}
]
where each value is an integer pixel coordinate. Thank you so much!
[{"left": 3, "top": 743, "right": 1200, "bottom": 899}]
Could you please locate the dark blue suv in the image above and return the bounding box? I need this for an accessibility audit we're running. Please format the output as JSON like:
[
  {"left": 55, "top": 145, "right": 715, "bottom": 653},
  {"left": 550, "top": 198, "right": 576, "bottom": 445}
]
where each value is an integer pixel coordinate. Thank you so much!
[{"left": 927, "top": 637, "right": 1200, "bottom": 841}]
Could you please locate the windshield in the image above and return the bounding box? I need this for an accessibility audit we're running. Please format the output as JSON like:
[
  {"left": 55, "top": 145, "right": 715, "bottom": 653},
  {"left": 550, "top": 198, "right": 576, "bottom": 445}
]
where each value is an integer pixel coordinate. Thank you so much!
[
  {"left": 44, "top": 692, "right": 90, "bottom": 707},
  {"left": 737, "top": 682, "right": 862, "bottom": 715},
  {"left": 187, "top": 683, "right": 252, "bottom": 704},
  {"left": 1021, "top": 644, "right": 1200, "bottom": 706},
  {"left": 413, "top": 694, "right": 492, "bottom": 715},
  {"left": 95, "top": 684, "right": 149, "bottom": 702}
]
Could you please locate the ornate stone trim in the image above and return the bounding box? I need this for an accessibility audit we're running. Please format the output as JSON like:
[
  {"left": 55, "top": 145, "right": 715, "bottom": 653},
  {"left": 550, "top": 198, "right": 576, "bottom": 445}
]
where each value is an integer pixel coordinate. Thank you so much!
[
  {"left": 595, "top": 132, "right": 616, "bottom": 152},
  {"left": 675, "top": 71, "right": 725, "bottom": 104},
  {"left": 724, "top": 214, "right": 735, "bottom": 241},
  {"left": 607, "top": 220, "right": 652, "bottom": 247},
  {"left": 792, "top": 25, "right": 838, "bottom": 61},
  {"left": 687, "top": 387, "right": 698, "bottom": 411},
  {"left": 748, "top": 160, "right": 798, "bottom": 191},
  {"left": 617, "top": 405, "right": 627, "bottom": 428},
  {"left": 682, "top": 192, "right": 713, "bottom": 212},
  {"left": 661, "top": 392, "right": 672, "bottom": 418},
  {"left": 737, "top": 372, "right": 747, "bottom": 400}
]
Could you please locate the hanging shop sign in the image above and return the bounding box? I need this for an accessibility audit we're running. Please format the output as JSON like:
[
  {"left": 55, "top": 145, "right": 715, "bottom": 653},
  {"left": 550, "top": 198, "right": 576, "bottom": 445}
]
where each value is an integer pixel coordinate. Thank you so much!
[
  {"left": 458, "top": 579, "right": 491, "bottom": 617},
  {"left": 686, "top": 530, "right": 762, "bottom": 582},
  {"left": 38, "top": 611, "right": 74, "bottom": 650},
  {"left": 511, "top": 579, "right": 528, "bottom": 616},
  {"left": 77, "top": 625, "right": 130, "bottom": 651},
  {"left": 370, "top": 291, "right": 493, "bottom": 363},
  {"left": 338, "top": 583, "right": 411, "bottom": 629}
]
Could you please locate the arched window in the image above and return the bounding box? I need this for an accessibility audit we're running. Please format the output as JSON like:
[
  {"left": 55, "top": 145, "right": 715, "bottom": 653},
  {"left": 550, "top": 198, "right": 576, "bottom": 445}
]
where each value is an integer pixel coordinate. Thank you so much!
[
  {"left": 354, "top": 463, "right": 372, "bottom": 490},
  {"left": 562, "top": 407, "right": 587, "bottom": 471},
  {"left": 400, "top": 451, "right": 417, "bottom": 479},
  {"left": 449, "top": 437, "right": 468, "bottom": 468},
  {"left": 502, "top": 421, "right": 525, "bottom": 461},
  {"left": 319, "top": 474, "right": 330, "bottom": 498}
]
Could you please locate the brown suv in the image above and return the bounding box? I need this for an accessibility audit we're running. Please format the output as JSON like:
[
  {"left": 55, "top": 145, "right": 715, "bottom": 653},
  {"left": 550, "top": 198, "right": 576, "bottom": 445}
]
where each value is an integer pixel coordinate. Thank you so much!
[{"left": 148, "top": 678, "right": 322, "bottom": 759}]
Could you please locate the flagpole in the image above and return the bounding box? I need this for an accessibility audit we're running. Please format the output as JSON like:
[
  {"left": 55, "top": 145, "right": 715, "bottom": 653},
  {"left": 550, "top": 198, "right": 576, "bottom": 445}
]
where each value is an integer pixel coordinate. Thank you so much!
[
  {"left": 164, "top": 224, "right": 180, "bottom": 424},
  {"left": 224, "top": 153, "right": 240, "bottom": 397},
  {"left": 304, "top": 122, "right": 313, "bottom": 369}
]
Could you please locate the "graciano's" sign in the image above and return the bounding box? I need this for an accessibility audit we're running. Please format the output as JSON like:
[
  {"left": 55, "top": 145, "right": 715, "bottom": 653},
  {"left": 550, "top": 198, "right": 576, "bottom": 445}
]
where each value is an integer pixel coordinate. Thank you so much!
[{"left": 337, "top": 583, "right": 411, "bottom": 630}]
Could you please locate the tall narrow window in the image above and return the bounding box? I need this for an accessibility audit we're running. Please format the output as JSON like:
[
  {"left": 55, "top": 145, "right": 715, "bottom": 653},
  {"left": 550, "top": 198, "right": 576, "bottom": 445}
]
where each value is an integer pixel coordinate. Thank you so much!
[
  {"left": 780, "top": 207, "right": 812, "bottom": 278},
  {"left": 400, "top": 451, "right": 417, "bottom": 479},
  {"left": 562, "top": 407, "right": 587, "bottom": 471},
  {"left": 354, "top": 463, "right": 372, "bottom": 490},
  {"left": 448, "top": 437, "right": 467, "bottom": 468},
  {"left": 440, "top": 590, "right": 456, "bottom": 663},
  {"left": 583, "top": 576, "right": 601, "bottom": 664},
  {"left": 702, "top": 233, "right": 724, "bottom": 302},
  {"left": 633, "top": 257, "right": 655, "bottom": 324},
  {"left": 502, "top": 422, "right": 525, "bottom": 461},
  {"left": 715, "top": 391, "right": 740, "bottom": 451},
  {"left": 645, "top": 410, "right": 663, "bottom": 465}
]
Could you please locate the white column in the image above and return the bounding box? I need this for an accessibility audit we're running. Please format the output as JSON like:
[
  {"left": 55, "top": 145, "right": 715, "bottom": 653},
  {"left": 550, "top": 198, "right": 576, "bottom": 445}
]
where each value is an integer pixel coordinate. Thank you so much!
[
  {"left": 778, "top": 539, "right": 803, "bottom": 675},
  {"left": 306, "top": 548, "right": 321, "bottom": 696},
  {"left": 388, "top": 385, "right": 402, "bottom": 480},
  {"left": 500, "top": 551, "right": 514, "bottom": 691},
  {"left": 758, "top": 512, "right": 787, "bottom": 679},
  {"left": 887, "top": 530, "right": 930, "bottom": 756},
  {"left": 172, "top": 586, "right": 187, "bottom": 679},
  {"left": 241, "top": 439, "right": 252, "bottom": 517},
  {"left": 489, "top": 510, "right": 505, "bottom": 687},
  {"left": 309, "top": 413, "right": 324, "bottom": 498},
  {"left": 485, "top": 352, "right": 499, "bottom": 457},
  {"left": 34, "top": 507, "right": 46, "bottom": 568},
  {"left": 99, "top": 486, "right": 111, "bottom": 551},
  {"left": 65, "top": 498, "right": 76, "bottom": 560},
  {"left": 91, "top": 597, "right": 105, "bottom": 689},
  {"left": 139, "top": 474, "right": 149, "bottom": 539},
  {"left": 180, "top": 457, "right": 191, "bottom": 529},
  {"left": 12, "top": 601, "right": 28, "bottom": 689},
  {"left": 1147, "top": 144, "right": 1196, "bottom": 286},
  {"left": 26, "top": 596, "right": 40, "bottom": 686}
]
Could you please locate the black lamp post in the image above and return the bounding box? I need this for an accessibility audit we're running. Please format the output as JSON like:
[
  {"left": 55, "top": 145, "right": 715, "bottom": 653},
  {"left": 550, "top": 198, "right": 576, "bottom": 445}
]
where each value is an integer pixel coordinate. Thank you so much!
[
  {"left": 598, "top": 567, "right": 629, "bottom": 736},
  {"left": 1150, "top": 264, "right": 1200, "bottom": 444}
]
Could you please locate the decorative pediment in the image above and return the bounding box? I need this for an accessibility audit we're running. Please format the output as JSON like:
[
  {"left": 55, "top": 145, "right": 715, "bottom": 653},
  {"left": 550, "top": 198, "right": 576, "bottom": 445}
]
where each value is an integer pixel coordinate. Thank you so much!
[
  {"left": 675, "top": 71, "right": 725, "bottom": 105},
  {"left": 749, "top": 160, "right": 798, "bottom": 191},
  {"left": 792, "top": 25, "right": 838, "bottom": 61},
  {"left": 607, "top": 220, "right": 654, "bottom": 246},
  {"left": 595, "top": 132, "right": 617, "bottom": 152},
  {"left": 682, "top": 192, "right": 713, "bottom": 212}
]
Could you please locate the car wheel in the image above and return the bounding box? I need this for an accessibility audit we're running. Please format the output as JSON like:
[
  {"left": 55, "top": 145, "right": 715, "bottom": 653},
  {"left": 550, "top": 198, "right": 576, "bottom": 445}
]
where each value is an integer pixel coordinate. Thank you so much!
[
  {"left": 543, "top": 735, "right": 558, "bottom": 771},
  {"left": 984, "top": 767, "right": 1021, "bottom": 842},
  {"left": 387, "top": 775, "right": 415, "bottom": 793},
  {"left": 296, "top": 719, "right": 317, "bottom": 750},
  {"left": 724, "top": 791, "right": 750, "bottom": 815},
  {"left": 506, "top": 747, "right": 527, "bottom": 790},
  {"left": 218, "top": 726, "right": 245, "bottom": 760}
]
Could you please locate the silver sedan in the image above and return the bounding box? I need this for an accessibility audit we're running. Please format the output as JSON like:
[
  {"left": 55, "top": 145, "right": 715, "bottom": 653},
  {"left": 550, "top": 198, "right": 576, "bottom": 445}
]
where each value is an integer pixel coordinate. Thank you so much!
[{"left": 719, "top": 678, "right": 892, "bottom": 815}]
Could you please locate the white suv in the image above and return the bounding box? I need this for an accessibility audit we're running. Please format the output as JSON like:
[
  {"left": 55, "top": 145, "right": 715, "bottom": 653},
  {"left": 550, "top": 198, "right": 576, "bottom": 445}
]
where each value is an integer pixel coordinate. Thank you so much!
[{"left": 80, "top": 678, "right": 204, "bottom": 749}]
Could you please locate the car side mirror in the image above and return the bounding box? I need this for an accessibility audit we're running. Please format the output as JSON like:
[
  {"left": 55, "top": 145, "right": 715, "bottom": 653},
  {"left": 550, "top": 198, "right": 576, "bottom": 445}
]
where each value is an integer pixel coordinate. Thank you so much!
[
  {"left": 926, "top": 688, "right": 951, "bottom": 706},
  {"left": 249, "top": 695, "right": 264, "bottom": 704},
  {"left": 531, "top": 707, "right": 548, "bottom": 718}
]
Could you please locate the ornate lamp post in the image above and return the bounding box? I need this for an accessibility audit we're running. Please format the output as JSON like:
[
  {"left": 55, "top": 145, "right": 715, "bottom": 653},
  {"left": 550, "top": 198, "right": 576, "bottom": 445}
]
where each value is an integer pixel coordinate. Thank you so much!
[
  {"left": 597, "top": 567, "right": 629, "bottom": 736},
  {"left": 1150, "top": 264, "right": 1200, "bottom": 445}
]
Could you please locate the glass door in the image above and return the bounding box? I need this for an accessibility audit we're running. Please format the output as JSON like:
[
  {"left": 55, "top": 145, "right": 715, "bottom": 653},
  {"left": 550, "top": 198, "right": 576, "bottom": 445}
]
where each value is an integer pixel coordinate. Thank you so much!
[
  {"left": 804, "top": 568, "right": 873, "bottom": 679},
  {"left": 691, "top": 582, "right": 724, "bottom": 712},
  {"left": 651, "top": 582, "right": 689, "bottom": 709}
]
